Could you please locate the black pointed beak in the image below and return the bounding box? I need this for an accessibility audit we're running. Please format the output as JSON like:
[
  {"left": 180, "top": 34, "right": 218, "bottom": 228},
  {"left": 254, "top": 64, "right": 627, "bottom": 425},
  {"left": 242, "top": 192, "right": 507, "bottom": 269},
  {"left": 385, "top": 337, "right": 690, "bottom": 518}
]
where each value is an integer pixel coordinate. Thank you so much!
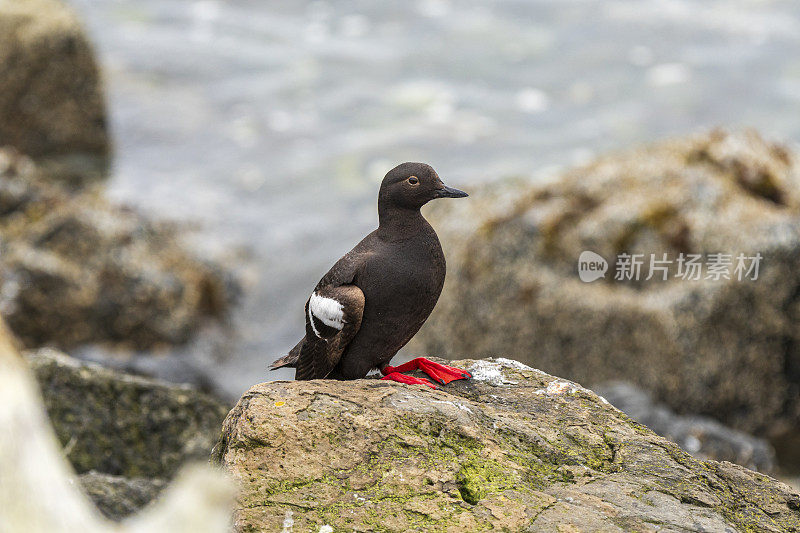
[{"left": 435, "top": 184, "right": 469, "bottom": 199}]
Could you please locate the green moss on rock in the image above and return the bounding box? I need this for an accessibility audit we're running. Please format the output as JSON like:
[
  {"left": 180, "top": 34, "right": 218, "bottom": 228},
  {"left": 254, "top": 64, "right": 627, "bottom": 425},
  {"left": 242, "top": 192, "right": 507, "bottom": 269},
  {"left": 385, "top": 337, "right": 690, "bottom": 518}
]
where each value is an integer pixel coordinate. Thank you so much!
[
  {"left": 456, "top": 458, "right": 508, "bottom": 504},
  {"left": 214, "top": 358, "right": 800, "bottom": 532}
]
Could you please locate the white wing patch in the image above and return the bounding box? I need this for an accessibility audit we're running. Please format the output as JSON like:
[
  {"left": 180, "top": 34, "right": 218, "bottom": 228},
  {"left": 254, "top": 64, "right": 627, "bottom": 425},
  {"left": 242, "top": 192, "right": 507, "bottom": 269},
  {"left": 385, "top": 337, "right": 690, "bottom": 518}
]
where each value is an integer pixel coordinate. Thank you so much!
[{"left": 309, "top": 292, "right": 345, "bottom": 330}]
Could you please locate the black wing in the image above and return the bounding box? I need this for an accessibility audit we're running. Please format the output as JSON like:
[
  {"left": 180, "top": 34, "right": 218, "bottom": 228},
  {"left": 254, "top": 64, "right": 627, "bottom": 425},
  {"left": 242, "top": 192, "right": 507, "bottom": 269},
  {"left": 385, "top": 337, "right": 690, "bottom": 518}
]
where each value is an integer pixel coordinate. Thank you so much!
[{"left": 295, "top": 284, "right": 365, "bottom": 380}]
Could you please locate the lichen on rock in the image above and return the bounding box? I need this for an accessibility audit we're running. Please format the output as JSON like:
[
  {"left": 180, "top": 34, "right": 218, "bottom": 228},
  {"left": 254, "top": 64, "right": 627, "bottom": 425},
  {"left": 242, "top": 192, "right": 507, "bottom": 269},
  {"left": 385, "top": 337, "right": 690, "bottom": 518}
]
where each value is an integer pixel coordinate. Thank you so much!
[{"left": 214, "top": 358, "right": 800, "bottom": 532}]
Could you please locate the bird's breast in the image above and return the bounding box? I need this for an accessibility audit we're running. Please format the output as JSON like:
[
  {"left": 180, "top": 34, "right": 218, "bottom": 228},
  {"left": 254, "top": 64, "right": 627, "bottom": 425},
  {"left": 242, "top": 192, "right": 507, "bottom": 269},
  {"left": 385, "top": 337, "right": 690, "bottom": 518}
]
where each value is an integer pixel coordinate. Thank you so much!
[{"left": 358, "top": 238, "right": 445, "bottom": 319}]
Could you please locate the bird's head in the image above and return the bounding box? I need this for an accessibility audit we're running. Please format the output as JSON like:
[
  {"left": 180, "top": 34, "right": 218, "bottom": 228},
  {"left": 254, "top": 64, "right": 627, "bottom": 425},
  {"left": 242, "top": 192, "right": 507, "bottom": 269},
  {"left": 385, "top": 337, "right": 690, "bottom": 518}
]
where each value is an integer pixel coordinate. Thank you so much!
[{"left": 379, "top": 162, "right": 468, "bottom": 210}]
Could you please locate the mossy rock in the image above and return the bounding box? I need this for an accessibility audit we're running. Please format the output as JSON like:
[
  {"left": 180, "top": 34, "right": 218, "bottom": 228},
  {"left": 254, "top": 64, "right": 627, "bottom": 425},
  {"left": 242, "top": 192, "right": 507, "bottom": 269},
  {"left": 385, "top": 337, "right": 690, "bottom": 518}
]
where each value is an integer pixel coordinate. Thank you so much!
[
  {"left": 29, "top": 348, "right": 230, "bottom": 479},
  {"left": 213, "top": 358, "right": 800, "bottom": 532}
]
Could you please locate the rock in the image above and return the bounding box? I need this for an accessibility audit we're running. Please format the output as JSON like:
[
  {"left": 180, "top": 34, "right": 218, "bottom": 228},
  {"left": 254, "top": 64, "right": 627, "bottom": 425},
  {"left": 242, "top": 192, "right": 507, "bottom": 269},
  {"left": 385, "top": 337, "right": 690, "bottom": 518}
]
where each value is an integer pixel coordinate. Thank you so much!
[
  {"left": 29, "top": 347, "right": 230, "bottom": 479},
  {"left": 0, "top": 317, "right": 235, "bottom": 533},
  {"left": 0, "top": 0, "right": 109, "bottom": 185},
  {"left": 410, "top": 129, "right": 800, "bottom": 440},
  {"left": 0, "top": 148, "right": 237, "bottom": 352},
  {"left": 213, "top": 357, "right": 800, "bottom": 532},
  {"left": 78, "top": 471, "right": 166, "bottom": 521},
  {"left": 594, "top": 381, "right": 776, "bottom": 473}
]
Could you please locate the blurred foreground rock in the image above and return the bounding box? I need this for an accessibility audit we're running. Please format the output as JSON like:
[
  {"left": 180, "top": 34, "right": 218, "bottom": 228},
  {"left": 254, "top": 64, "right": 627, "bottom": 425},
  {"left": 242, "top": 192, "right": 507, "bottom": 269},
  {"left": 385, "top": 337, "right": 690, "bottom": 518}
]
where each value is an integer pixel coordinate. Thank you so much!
[
  {"left": 214, "top": 357, "right": 800, "bottom": 532},
  {"left": 412, "top": 130, "right": 800, "bottom": 440},
  {"left": 78, "top": 472, "right": 167, "bottom": 521},
  {"left": 594, "top": 381, "right": 776, "bottom": 473},
  {"left": 0, "top": 0, "right": 109, "bottom": 185},
  {"left": 0, "top": 318, "right": 235, "bottom": 533},
  {"left": 28, "top": 347, "right": 229, "bottom": 479},
  {"left": 0, "top": 148, "right": 237, "bottom": 353}
]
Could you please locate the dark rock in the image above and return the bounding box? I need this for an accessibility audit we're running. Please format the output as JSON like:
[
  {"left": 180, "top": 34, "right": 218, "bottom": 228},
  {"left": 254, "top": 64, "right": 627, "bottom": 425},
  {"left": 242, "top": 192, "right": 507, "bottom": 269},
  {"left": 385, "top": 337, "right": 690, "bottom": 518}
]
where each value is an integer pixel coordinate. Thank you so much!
[
  {"left": 78, "top": 471, "right": 166, "bottom": 521},
  {"left": 29, "top": 348, "right": 230, "bottom": 479},
  {"left": 0, "top": 318, "right": 236, "bottom": 532},
  {"left": 594, "top": 381, "right": 776, "bottom": 473}
]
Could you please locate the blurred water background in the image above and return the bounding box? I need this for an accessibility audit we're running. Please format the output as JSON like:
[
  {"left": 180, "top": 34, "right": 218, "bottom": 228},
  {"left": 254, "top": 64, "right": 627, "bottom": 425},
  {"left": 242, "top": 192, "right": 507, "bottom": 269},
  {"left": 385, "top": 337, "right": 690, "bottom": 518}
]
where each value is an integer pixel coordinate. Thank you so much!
[{"left": 65, "top": 0, "right": 800, "bottom": 398}]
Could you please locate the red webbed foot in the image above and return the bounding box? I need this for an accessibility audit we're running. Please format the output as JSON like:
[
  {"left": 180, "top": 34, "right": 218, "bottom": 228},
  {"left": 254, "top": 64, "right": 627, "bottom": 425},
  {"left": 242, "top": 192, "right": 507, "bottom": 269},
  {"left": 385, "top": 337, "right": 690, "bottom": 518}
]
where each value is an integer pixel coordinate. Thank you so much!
[
  {"left": 382, "top": 358, "right": 472, "bottom": 386},
  {"left": 380, "top": 371, "right": 436, "bottom": 388}
]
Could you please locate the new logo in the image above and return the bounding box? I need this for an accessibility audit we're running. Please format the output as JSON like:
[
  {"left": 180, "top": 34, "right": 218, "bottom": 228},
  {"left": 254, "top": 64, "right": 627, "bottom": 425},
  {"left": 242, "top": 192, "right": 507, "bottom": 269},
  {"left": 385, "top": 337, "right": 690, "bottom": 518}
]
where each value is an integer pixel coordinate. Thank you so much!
[{"left": 578, "top": 251, "right": 608, "bottom": 282}]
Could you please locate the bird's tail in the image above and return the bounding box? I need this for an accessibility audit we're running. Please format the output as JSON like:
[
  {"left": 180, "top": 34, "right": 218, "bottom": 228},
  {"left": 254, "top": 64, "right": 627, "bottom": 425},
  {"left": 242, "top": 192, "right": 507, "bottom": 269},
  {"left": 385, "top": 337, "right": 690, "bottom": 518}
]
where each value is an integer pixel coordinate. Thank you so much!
[{"left": 269, "top": 338, "right": 304, "bottom": 370}]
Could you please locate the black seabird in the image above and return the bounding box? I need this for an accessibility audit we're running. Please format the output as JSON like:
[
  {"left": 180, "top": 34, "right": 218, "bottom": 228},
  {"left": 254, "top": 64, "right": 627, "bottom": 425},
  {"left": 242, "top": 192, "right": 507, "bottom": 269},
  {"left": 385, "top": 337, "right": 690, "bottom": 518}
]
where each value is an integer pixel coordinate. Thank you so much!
[{"left": 270, "top": 162, "right": 471, "bottom": 387}]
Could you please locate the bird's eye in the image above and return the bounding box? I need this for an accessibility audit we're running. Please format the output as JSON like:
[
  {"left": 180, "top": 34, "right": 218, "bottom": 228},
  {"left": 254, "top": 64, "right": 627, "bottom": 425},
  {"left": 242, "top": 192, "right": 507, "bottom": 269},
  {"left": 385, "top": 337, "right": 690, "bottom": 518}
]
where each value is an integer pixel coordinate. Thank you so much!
[{"left": 408, "top": 176, "right": 419, "bottom": 185}]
